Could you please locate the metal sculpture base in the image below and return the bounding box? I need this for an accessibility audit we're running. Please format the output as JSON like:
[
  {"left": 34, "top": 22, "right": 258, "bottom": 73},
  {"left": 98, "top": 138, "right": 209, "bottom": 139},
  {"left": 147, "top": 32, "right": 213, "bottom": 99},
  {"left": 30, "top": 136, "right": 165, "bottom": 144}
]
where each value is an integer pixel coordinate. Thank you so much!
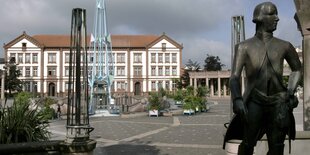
[{"left": 60, "top": 139, "right": 96, "bottom": 155}]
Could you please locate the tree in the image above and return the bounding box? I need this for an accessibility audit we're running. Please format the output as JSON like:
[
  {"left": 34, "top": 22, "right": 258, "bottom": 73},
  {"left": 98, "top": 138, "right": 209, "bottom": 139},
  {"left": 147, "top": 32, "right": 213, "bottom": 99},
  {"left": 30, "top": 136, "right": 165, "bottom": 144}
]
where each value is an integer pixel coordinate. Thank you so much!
[
  {"left": 181, "top": 59, "right": 201, "bottom": 88},
  {"left": 185, "top": 59, "right": 201, "bottom": 71},
  {"left": 204, "top": 54, "right": 225, "bottom": 71},
  {"left": 4, "top": 62, "right": 23, "bottom": 96}
]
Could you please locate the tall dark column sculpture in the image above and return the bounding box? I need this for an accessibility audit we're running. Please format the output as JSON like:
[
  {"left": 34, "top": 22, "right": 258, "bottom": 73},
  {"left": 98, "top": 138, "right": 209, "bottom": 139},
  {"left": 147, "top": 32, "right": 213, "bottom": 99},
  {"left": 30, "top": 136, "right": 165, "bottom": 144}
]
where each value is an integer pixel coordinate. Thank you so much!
[{"left": 61, "top": 8, "right": 96, "bottom": 154}]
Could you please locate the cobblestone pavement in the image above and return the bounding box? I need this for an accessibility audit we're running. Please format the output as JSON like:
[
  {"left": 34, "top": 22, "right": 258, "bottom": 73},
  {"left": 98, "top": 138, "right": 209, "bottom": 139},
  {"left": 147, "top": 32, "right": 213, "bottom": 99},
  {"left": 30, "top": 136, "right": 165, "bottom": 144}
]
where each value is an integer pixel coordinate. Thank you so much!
[{"left": 48, "top": 99, "right": 233, "bottom": 155}]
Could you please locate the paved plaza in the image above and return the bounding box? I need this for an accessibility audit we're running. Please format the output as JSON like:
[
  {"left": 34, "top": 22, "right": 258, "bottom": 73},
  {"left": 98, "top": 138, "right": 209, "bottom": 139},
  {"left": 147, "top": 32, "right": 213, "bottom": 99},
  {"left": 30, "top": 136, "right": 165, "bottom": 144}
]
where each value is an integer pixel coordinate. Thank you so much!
[{"left": 48, "top": 98, "right": 304, "bottom": 155}]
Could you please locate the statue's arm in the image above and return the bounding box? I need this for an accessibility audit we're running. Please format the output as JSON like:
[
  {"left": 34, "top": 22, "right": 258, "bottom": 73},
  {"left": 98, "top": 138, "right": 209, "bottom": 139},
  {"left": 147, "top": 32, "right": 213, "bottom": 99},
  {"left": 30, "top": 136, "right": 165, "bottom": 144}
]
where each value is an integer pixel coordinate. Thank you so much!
[
  {"left": 285, "top": 43, "right": 302, "bottom": 95},
  {"left": 230, "top": 44, "right": 245, "bottom": 101},
  {"left": 230, "top": 44, "right": 248, "bottom": 119}
]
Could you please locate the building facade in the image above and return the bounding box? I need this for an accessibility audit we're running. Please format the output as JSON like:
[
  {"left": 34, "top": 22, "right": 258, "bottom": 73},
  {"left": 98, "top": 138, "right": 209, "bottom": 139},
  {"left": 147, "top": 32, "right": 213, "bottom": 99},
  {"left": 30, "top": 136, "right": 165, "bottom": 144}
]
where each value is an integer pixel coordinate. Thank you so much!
[
  {"left": 3, "top": 32, "right": 183, "bottom": 97},
  {"left": 188, "top": 47, "right": 302, "bottom": 98}
]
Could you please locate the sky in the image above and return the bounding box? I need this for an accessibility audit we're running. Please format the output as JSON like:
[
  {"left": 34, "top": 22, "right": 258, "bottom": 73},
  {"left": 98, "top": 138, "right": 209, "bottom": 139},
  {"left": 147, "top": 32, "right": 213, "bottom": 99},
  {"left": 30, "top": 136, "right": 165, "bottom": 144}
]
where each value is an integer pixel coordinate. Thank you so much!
[{"left": 0, "top": 0, "right": 301, "bottom": 69}]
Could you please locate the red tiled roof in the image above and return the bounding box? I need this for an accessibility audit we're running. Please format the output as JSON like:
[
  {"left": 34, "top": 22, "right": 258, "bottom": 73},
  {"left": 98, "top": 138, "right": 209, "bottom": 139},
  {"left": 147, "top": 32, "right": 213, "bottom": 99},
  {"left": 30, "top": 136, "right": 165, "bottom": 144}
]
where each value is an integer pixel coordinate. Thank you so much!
[{"left": 32, "top": 34, "right": 159, "bottom": 48}]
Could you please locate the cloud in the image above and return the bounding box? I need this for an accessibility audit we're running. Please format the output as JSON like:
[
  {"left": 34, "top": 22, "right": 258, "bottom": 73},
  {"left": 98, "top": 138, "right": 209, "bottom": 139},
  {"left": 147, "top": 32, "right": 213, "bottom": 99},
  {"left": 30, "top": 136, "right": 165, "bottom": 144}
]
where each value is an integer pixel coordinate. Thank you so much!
[
  {"left": 0, "top": 0, "right": 301, "bottom": 70},
  {"left": 180, "top": 37, "right": 231, "bottom": 68}
]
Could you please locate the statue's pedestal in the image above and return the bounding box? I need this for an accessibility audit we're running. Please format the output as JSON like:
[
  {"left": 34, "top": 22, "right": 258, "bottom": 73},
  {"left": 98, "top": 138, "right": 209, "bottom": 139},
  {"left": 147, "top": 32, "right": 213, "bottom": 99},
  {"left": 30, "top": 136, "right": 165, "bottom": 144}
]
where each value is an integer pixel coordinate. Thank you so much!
[
  {"left": 255, "top": 131, "right": 310, "bottom": 155},
  {"left": 225, "top": 140, "right": 241, "bottom": 155},
  {"left": 59, "top": 139, "right": 97, "bottom": 155},
  {"left": 225, "top": 131, "right": 310, "bottom": 155}
]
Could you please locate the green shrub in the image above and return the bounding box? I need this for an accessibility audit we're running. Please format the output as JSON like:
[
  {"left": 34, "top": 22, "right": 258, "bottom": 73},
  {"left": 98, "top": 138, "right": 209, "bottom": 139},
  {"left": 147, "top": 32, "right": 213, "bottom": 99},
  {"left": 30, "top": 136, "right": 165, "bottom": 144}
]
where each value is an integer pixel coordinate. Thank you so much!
[
  {"left": 40, "top": 97, "right": 57, "bottom": 120},
  {"left": 148, "top": 93, "right": 163, "bottom": 110},
  {"left": 0, "top": 92, "right": 50, "bottom": 144},
  {"left": 173, "top": 89, "right": 184, "bottom": 102},
  {"left": 183, "top": 96, "right": 195, "bottom": 110}
]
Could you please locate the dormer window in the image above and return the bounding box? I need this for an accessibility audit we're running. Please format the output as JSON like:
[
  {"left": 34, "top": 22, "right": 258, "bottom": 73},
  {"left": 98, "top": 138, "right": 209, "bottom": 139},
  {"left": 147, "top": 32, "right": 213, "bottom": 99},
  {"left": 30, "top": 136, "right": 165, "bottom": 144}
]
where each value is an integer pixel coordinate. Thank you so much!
[
  {"left": 22, "top": 43, "right": 27, "bottom": 51},
  {"left": 162, "top": 43, "right": 166, "bottom": 52}
]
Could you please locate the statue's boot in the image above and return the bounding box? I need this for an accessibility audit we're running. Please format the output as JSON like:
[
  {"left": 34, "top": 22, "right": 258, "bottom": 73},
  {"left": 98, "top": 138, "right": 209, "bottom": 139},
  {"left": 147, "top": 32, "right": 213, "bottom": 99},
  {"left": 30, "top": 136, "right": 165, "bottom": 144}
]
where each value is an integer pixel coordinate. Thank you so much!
[
  {"left": 267, "top": 144, "right": 284, "bottom": 155},
  {"left": 238, "top": 143, "right": 254, "bottom": 155}
]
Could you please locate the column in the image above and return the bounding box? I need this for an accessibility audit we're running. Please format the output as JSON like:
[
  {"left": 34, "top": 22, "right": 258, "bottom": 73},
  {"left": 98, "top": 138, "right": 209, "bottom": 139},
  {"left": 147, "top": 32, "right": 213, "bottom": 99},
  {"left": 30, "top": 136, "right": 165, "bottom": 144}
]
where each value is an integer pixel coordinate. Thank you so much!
[
  {"left": 294, "top": 1, "right": 310, "bottom": 130},
  {"left": 210, "top": 79, "right": 214, "bottom": 97},
  {"left": 194, "top": 78, "right": 197, "bottom": 89},
  {"left": 218, "top": 77, "right": 221, "bottom": 97},
  {"left": 223, "top": 80, "right": 227, "bottom": 97}
]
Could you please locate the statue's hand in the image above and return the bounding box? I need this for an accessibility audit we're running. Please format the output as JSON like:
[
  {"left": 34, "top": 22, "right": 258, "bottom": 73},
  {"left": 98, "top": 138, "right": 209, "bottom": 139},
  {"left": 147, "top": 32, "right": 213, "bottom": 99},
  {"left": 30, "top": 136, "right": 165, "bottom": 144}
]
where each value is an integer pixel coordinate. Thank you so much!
[
  {"left": 286, "top": 92, "right": 299, "bottom": 110},
  {"left": 233, "top": 98, "right": 248, "bottom": 123}
]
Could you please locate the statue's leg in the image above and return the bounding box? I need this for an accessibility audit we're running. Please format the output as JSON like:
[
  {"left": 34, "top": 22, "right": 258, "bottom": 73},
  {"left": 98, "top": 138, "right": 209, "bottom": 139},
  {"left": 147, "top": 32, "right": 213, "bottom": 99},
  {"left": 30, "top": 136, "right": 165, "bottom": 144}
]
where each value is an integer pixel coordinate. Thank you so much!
[
  {"left": 266, "top": 105, "right": 287, "bottom": 155},
  {"left": 238, "top": 142, "right": 254, "bottom": 155},
  {"left": 266, "top": 143, "right": 284, "bottom": 155},
  {"left": 238, "top": 102, "right": 263, "bottom": 155}
]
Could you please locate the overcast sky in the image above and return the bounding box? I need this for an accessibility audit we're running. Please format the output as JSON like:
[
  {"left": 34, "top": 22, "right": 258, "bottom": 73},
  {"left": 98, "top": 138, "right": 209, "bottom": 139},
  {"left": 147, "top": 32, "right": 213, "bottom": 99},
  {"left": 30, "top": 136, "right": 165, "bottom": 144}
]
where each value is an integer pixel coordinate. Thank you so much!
[{"left": 0, "top": 0, "right": 301, "bottom": 69}]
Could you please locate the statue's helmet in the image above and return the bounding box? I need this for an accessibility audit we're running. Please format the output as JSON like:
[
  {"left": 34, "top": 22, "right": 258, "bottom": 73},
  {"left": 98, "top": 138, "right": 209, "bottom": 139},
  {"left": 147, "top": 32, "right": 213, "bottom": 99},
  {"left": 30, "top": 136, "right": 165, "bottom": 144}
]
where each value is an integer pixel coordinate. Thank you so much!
[{"left": 252, "top": 2, "right": 277, "bottom": 23}]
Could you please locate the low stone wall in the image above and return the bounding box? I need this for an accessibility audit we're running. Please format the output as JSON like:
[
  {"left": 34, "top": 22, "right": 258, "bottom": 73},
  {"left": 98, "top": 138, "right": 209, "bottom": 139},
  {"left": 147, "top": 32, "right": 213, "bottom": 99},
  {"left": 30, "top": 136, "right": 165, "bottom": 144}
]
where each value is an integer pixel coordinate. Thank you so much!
[
  {"left": 0, "top": 139, "right": 96, "bottom": 155},
  {"left": 0, "top": 140, "right": 62, "bottom": 155}
]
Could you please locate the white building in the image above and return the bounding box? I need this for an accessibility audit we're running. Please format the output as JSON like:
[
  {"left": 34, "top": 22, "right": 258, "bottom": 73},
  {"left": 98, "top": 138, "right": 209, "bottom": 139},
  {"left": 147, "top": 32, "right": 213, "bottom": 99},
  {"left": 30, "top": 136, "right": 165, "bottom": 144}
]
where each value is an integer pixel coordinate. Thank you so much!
[{"left": 3, "top": 32, "right": 183, "bottom": 97}]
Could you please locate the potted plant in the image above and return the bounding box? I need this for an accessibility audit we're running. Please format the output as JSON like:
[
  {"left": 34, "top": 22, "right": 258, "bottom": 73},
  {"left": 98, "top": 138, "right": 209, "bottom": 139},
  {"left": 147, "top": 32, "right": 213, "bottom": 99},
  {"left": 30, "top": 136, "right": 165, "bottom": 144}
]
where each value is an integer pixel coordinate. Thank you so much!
[
  {"left": 183, "top": 96, "right": 195, "bottom": 115},
  {"left": 174, "top": 89, "right": 184, "bottom": 105},
  {"left": 148, "top": 93, "right": 162, "bottom": 117}
]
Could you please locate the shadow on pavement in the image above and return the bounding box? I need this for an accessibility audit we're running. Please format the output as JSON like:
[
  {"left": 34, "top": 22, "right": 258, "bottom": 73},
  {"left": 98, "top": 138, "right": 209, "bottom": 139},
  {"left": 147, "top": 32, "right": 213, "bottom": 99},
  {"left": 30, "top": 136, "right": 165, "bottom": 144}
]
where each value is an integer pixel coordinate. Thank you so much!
[{"left": 94, "top": 143, "right": 164, "bottom": 155}]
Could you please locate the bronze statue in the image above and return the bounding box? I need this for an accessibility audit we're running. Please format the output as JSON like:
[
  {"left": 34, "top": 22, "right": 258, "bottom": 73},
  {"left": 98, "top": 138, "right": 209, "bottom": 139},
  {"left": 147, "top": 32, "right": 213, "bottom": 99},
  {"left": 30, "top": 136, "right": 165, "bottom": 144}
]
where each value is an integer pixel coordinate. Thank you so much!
[{"left": 224, "top": 2, "right": 302, "bottom": 155}]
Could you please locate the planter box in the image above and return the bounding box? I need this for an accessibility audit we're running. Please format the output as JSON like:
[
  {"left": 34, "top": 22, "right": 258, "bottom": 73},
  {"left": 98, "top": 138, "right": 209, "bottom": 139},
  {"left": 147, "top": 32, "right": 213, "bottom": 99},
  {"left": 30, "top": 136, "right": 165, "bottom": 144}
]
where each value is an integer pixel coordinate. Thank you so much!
[
  {"left": 149, "top": 109, "right": 159, "bottom": 117},
  {"left": 183, "top": 109, "right": 195, "bottom": 115}
]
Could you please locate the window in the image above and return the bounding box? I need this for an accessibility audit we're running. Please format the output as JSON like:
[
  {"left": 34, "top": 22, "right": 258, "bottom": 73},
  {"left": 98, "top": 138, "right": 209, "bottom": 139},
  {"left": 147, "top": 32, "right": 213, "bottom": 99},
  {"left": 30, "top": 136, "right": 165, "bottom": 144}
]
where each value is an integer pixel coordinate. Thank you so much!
[
  {"left": 165, "top": 81, "right": 170, "bottom": 90},
  {"left": 158, "top": 67, "right": 163, "bottom": 76},
  {"left": 10, "top": 53, "right": 16, "bottom": 63},
  {"left": 117, "top": 67, "right": 125, "bottom": 76},
  {"left": 107, "top": 53, "right": 114, "bottom": 63},
  {"left": 158, "top": 81, "right": 163, "bottom": 89},
  {"left": 151, "top": 81, "right": 156, "bottom": 90},
  {"left": 151, "top": 67, "right": 156, "bottom": 76},
  {"left": 65, "top": 82, "right": 69, "bottom": 91},
  {"left": 117, "top": 81, "right": 126, "bottom": 90},
  {"left": 33, "top": 81, "right": 38, "bottom": 93},
  {"left": 25, "top": 67, "right": 30, "bottom": 77},
  {"left": 172, "top": 53, "right": 177, "bottom": 63},
  {"left": 47, "top": 67, "right": 57, "bottom": 76},
  {"left": 65, "top": 67, "right": 70, "bottom": 76},
  {"left": 88, "top": 66, "right": 92, "bottom": 76},
  {"left": 25, "top": 54, "right": 31, "bottom": 63},
  {"left": 24, "top": 81, "right": 30, "bottom": 91},
  {"left": 89, "top": 54, "right": 94, "bottom": 63},
  {"left": 48, "top": 53, "right": 56, "bottom": 63},
  {"left": 158, "top": 53, "right": 163, "bottom": 63},
  {"left": 117, "top": 53, "right": 125, "bottom": 63},
  {"left": 65, "top": 53, "right": 70, "bottom": 63},
  {"left": 151, "top": 53, "right": 156, "bottom": 63},
  {"left": 22, "top": 43, "right": 27, "bottom": 51},
  {"left": 18, "top": 67, "right": 23, "bottom": 76},
  {"left": 134, "top": 66, "right": 142, "bottom": 76},
  {"left": 165, "top": 66, "right": 170, "bottom": 76},
  {"left": 172, "top": 67, "right": 177, "bottom": 76},
  {"left": 162, "top": 43, "right": 166, "bottom": 51},
  {"left": 165, "top": 53, "right": 170, "bottom": 63},
  {"left": 134, "top": 53, "right": 142, "bottom": 63},
  {"left": 33, "top": 67, "right": 38, "bottom": 77},
  {"left": 18, "top": 53, "right": 23, "bottom": 63},
  {"left": 32, "top": 53, "right": 38, "bottom": 63},
  {"left": 109, "top": 66, "right": 114, "bottom": 76}
]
